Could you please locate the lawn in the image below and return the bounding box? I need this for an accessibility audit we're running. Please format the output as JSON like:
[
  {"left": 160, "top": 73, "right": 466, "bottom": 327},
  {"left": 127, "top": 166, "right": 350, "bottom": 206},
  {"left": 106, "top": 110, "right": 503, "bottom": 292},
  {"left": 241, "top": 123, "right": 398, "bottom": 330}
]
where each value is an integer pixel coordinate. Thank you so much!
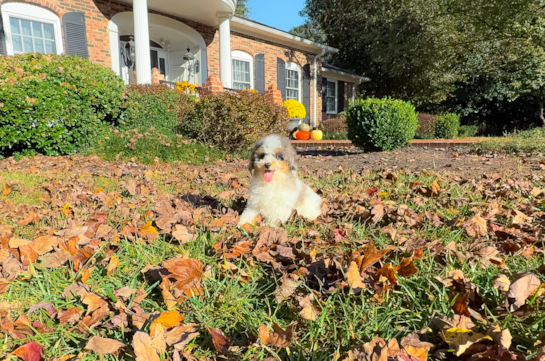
[{"left": 1, "top": 152, "right": 545, "bottom": 361}]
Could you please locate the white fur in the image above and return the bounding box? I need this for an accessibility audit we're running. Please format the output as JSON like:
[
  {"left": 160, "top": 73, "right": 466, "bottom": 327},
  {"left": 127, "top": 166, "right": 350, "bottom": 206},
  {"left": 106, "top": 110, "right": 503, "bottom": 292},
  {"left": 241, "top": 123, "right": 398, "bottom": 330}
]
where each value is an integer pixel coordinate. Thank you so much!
[{"left": 238, "top": 134, "right": 322, "bottom": 226}]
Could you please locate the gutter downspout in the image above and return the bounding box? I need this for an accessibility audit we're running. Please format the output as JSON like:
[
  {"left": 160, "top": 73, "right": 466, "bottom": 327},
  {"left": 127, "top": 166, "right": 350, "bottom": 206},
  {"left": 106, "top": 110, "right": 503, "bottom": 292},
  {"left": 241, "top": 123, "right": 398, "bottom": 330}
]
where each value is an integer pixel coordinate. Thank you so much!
[{"left": 313, "top": 47, "right": 326, "bottom": 128}]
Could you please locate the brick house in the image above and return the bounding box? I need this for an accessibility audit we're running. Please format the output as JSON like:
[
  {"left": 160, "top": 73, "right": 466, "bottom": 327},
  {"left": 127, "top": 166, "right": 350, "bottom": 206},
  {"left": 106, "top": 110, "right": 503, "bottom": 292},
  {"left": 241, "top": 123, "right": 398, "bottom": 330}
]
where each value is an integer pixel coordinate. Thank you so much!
[{"left": 0, "top": 0, "right": 367, "bottom": 125}]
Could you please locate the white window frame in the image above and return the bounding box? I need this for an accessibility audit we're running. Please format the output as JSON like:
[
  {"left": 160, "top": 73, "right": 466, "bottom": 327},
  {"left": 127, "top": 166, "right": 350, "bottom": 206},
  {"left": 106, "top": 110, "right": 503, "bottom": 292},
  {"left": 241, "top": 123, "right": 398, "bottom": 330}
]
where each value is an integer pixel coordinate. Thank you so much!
[
  {"left": 231, "top": 50, "right": 253, "bottom": 90},
  {"left": 326, "top": 79, "right": 338, "bottom": 114},
  {"left": 286, "top": 62, "right": 302, "bottom": 102},
  {"left": 1, "top": 3, "right": 63, "bottom": 56}
]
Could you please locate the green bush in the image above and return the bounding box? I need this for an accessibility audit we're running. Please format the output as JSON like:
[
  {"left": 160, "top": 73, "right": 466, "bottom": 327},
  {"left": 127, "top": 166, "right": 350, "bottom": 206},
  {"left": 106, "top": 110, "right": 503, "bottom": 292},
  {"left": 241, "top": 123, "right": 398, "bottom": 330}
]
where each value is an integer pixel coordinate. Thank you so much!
[
  {"left": 0, "top": 53, "right": 125, "bottom": 156},
  {"left": 321, "top": 117, "right": 348, "bottom": 140},
  {"left": 178, "top": 91, "right": 290, "bottom": 152},
  {"left": 458, "top": 125, "right": 479, "bottom": 138},
  {"left": 346, "top": 97, "right": 418, "bottom": 151},
  {"left": 434, "top": 113, "right": 460, "bottom": 139},
  {"left": 122, "top": 84, "right": 196, "bottom": 135}
]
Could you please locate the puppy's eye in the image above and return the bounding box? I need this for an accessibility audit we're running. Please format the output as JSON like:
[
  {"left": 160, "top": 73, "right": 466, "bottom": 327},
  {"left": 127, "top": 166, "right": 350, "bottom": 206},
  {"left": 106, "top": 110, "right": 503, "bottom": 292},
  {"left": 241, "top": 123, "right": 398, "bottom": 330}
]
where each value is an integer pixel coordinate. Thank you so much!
[
  {"left": 275, "top": 153, "right": 284, "bottom": 161},
  {"left": 256, "top": 153, "right": 265, "bottom": 160}
]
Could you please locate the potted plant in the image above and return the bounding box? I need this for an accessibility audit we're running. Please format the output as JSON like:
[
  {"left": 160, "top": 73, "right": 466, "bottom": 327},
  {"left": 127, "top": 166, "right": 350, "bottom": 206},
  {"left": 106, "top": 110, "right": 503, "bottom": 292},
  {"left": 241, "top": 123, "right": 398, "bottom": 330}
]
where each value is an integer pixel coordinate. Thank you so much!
[{"left": 282, "top": 99, "right": 307, "bottom": 132}]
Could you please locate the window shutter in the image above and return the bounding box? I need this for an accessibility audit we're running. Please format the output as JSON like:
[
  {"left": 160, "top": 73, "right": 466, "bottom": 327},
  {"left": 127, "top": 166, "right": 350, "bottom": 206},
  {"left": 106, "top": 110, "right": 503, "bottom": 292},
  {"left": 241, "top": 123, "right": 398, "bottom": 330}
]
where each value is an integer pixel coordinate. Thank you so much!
[
  {"left": 63, "top": 12, "right": 88, "bottom": 58},
  {"left": 255, "top": 53, "right": 265, "bottom": 93},
  {"left": 0, "top": 12, "right": 6, "bottom": 56},
  {"left": 277, "top": 57, "right": 286, "bottom": 101},
  {"left": 303, "top": 64, "right": 311, "bottom": 122},
  {"left": 321, "top": 77, "right": 328, "bottom": 112},
  {"left": 337, "top": 80, "right": 345, "bottom": 113}
]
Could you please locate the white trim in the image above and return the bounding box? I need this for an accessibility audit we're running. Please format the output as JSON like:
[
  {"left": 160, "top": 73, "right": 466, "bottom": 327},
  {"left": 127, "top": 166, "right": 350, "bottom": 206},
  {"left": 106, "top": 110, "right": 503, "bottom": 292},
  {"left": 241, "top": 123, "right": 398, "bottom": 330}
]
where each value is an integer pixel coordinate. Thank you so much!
[
  {"left": 231, "top": 50, "right": 253, "bottom": 89},
  {"left": 326, "top": 79, "right": 338, "bottom": 114},
  {"left": 1, "top": 2, "right": 63, "bottom": 56},
  {"left": 231, "top": 16, "right": 338, "bottom": 54},
  {"left": 286, "top": 62, "right": 302, "bottom": 103}
]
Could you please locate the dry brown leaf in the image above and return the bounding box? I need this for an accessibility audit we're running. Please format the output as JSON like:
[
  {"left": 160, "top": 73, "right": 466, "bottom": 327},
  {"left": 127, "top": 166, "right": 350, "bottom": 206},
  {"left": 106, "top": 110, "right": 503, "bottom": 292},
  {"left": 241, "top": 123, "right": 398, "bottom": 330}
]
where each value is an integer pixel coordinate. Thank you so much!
[
  {"left": 133, "top": 331, "right": 161, "bottom": 361},
  {"left": 85, "top": 336, "right": 125, "bottom": 355},
  {"left": 163, "top": 257, "right": 203, "bottom": 298},
  {"left": 166, "top": 323, "right": 199, "bottom": 349},
  {"left": 259, "top": 323, "right": 294, "bottom": 348},
  {"left": 207, "top": 326, "right": 232, "bottom": 355},
  {"left": 361, "top": 242, "right": 395, "bottom": 268},
  {"left": 431, "top": 180, "right": 441, "bottom": 194},
  {"left": 346, "top": 261, "right": 366, "bottom": 293},
  {"left": 507, "top": 272, "right": 541, "bottom": 311},
  {"left": 58, "top": 307, "right": 84, "bottom": 325},
  {"left": 107, "top": 256, "right": 119, "bottom": 275},
  {"left": 394, "top": 257, "right": 418, "bottom": 278},
  {"left": 434, "top": 315, "right": 492, "bottom": 356},
  {"left": 464, "top": 213, "right": 487, "bottom": 237},
  {"left": 399, "top": 333, "right": 433, "bottom": 361},
  {"left": 150, "top": 311, "right": 184, "bottom": 337},
  {"left": 298, "top": 294, "right": 319, "bottom": 321},
  {"left": 32, "top": 235, "right": 58, "bottom": 255},
  {"left": 487, "top": 324, "right": 512, "bottom": 349},
  {"left": 172, "top": 224, "right": 196, "bottom": 243},
  {"left": 493, "top": 274, "right": 511, "bottom": 293}
]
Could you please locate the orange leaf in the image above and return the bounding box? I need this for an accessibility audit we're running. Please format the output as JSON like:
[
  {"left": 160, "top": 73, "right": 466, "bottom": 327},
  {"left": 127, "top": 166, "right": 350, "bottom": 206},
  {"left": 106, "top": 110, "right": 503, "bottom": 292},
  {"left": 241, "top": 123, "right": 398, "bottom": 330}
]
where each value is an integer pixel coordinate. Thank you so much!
[
  {"left": 207, "top": 326, "right": 232, "bottom": 355},
  {"left": 107, "top": 256, "right": 119, "bottom": 275},
  {"left": 150, "top": 311, "right": 185, "bottom": 336},
  {"left": 2, "top": 184, "right": 13, "bottom": 195},
  {"left": 259, "top": 323, "right": 294, "bottom": 348},
  {"left": 361, "top": 243, "right": 395, "bottom": 268},
  {"left": 394, "top": 257, "right": 418, "bottom": 278},
  {"left": 346, "top": 261, "right": 366, "bottom": 292}
]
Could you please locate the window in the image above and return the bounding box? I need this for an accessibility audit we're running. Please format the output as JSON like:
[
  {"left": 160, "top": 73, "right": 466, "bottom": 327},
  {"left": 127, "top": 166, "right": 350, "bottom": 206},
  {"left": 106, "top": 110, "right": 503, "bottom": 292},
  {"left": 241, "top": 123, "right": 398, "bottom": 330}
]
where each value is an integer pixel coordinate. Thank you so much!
[
  {"left": 286, "top": 62, "right": 301, "bottom": 101},
  {"left": 326, "top": 80, "right": 337, "bottom": 114},
  {"left": 1, "top": 3, "right": 63, "bottom": 56},
  {"left": 231, "top": 50, "right": 253, "bottom": 90}
]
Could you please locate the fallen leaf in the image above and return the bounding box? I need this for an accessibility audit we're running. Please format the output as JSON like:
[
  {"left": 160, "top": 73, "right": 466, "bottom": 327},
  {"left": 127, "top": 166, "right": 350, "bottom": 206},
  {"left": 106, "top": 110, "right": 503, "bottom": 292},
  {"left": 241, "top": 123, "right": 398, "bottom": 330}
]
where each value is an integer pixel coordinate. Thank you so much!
[
  {"left": 259, "top": 323, "right": 294, "bottom": 348},
  {"left": 493, "top": 274, "right": 511, "bottom": 293},
  {"left": 85, "top": 336, "right": 125, "bottom": 355},
  {"left": 399, "top": 333, "right": 433, "bottom": 361},
  {"left": 361, "top": 242, "right": 395, "bottom": 268},
  {"left": 107, "top": 256, "right": 119, "bottom": 275},
  {"left": 346, "top": 261, "right": 366, "bottom": 292},
  {"left": 394, "top": 257, "right": 418, "bottom": 278},
  {"left": 298, "top": 294, "right": 319, "bottom": 321},
  {"left": 207, "top": 326, "right": 232, "bottom": 355},
  {"left": 172, "top": 224, "right": 196, "bottom": 243},
  {"left": 150, "top": 311, "right": 184, "bottom": 336},
  {"left": 11, "top": 342, "right": 43, "bottom": 361},
  {"left": 166, "top": 323, "right": 199, "bottom": 349},
  {"left": 133, "top": 331, "right": 160, "bottom": 361},
  {"left": 507, "top": 272, "right": 541, "bottom": 311},
  {"left": 163, "top": 257, "right": 203, "bottom": 298},
  {"left": 464, "top": 213, "right": 487, "bottom": 237}
]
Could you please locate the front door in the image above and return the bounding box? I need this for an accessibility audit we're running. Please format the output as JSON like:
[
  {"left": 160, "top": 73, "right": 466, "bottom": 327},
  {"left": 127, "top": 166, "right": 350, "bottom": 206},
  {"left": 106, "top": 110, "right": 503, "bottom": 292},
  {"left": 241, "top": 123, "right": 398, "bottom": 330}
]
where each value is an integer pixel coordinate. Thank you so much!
[{"left": 151, "top": 47, "right": 169, "bottom": 81}]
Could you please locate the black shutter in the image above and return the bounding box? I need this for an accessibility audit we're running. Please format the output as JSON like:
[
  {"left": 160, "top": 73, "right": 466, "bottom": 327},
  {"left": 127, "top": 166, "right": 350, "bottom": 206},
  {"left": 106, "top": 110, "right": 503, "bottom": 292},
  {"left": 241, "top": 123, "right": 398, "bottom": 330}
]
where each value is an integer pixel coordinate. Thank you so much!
[
  {"left": 322, "top": 76, "right": 328, "bottom": 112},
  {"left": 255, "top": 53, "right": 265, "bottom": 93},
  {"left": 63, "top": 12, "right": 89, "bottom": 58},
  {"left": 303, "top": 64, "right": 311, "bottom": 123},
  {"left": 337, "top": 80, "right": 345, "bottom": 113},
  {"left": 0, "top": 12, "right": 6, "bottom": 56},
  {"left": 277, "top": 57, "right": 286, "bottom": 101}
]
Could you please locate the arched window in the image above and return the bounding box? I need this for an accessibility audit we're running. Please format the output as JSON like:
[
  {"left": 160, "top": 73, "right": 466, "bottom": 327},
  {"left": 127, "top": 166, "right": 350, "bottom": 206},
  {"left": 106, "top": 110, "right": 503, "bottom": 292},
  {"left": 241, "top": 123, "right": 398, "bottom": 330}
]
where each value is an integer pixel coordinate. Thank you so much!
[
  {"left": 232, "top": 50, "right": 253, "bottom": 90},
  {"left": 286, "top": 62, "right": 302, "bottom": 102},
  {"left": 1, "top": 3, "right": 63, "bottom": 55}
]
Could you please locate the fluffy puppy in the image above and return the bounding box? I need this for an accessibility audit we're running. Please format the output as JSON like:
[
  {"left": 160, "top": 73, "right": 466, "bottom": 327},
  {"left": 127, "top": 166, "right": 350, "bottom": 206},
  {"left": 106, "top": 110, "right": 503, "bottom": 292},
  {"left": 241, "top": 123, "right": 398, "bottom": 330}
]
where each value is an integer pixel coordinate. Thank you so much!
[{"left": 238, "top": 134, "right": 322, "bottom": 226}]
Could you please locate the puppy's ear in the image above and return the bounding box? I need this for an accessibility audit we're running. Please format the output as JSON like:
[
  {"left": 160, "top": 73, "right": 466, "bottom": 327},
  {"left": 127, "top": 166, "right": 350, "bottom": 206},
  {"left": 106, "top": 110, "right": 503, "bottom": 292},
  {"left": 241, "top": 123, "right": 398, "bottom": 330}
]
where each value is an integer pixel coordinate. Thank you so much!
[
  {"left": 281, "top": 137, "right": 298, "bottom": 171},
  {"left": 248, "top": 141, "right": 263, "bottom": 172}
]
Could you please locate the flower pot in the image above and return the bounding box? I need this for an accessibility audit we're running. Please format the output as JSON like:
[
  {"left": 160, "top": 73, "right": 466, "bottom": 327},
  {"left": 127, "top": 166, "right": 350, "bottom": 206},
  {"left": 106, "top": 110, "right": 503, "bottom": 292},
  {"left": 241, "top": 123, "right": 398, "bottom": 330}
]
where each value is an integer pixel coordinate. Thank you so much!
[{"left": 288, "top": 118, "right": 302, "bottom": 132}]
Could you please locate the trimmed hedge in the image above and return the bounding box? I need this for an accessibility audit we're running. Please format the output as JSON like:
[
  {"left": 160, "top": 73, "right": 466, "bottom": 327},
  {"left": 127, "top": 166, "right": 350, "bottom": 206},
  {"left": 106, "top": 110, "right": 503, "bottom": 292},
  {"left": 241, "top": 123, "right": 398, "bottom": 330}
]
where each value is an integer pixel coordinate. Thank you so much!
[
  {"left": 0, "top": 53, "right": 125, "bottom": 156},
  {"left": 435, "top": 113, "right": 460, "bottom": 139},
  {"left": 346, "top": 97, "right": 418, "bottom": 151},
  {"left": 178, "top": 91, "right": 289, "bottom": 152},
  {"left": 122, "top": 84, "right": 195, "bottom": 134}
]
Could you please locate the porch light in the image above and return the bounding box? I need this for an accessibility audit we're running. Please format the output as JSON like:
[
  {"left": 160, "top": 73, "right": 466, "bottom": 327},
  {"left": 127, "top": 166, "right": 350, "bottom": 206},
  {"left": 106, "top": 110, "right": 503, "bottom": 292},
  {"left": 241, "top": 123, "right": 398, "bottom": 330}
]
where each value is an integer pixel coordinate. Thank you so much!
[
  {"left": 121, "top": 35, "right": 136, "bottom": 68},
  {"left": 181, "top": 47, "right": 196, "bottom": 81}
]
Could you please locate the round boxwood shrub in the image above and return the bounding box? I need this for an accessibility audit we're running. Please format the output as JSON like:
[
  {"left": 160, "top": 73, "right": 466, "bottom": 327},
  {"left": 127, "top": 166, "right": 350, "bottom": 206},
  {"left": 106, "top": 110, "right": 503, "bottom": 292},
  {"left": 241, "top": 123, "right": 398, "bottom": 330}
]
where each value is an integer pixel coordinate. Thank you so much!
[
  {"left": 0, "top": 53, "right": 125, "bottom": 157},
  {"left": 435, "top": 113, "right": 460, "bottom": 139},
  {"left": 346, "top": 97, "right": 418, "bottom": 151},
  {"left": 121, "top": 84, "right": 195, "bottom": 135},
  {"left": 178, "top": 91, "right": 289, "bottom": 152}
]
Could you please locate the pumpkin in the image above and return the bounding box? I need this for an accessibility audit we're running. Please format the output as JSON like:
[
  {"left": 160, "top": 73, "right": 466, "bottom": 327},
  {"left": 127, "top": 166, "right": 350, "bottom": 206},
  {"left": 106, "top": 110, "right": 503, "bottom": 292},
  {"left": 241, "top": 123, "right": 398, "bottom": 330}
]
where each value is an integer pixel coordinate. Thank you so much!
[
  {"left": 311, "top": 129, "right": 323, "bottom": 140},
  {"left": 298, "top": 123, "right": 310, "bottom": 132},
  {"left": 296, "top": 131, "right": 311, "bottom": 140}
]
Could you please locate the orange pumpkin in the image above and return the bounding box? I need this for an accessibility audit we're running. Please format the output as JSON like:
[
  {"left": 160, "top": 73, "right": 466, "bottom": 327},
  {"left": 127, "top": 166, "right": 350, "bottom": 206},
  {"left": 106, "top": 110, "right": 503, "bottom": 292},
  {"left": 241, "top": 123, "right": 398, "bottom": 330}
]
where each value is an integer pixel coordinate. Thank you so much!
[{"left": 296, "top": 131, "right": 311, "bottom": 140}]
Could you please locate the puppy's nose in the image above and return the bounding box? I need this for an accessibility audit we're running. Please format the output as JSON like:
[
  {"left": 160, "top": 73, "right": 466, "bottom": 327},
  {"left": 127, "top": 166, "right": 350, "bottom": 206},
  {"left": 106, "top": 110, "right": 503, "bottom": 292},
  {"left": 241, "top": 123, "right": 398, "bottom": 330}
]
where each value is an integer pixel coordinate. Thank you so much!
[{"left": 265, "top": 162, "right": 271, "bottom": 169}]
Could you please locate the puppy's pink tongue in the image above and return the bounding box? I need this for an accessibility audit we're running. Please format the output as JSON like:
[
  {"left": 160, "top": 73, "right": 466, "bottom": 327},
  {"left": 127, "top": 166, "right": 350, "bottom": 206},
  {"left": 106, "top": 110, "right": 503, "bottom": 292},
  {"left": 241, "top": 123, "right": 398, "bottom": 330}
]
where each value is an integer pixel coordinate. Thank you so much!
[{"left": 264, "top": 170, "right": 275, "bottom": 183}]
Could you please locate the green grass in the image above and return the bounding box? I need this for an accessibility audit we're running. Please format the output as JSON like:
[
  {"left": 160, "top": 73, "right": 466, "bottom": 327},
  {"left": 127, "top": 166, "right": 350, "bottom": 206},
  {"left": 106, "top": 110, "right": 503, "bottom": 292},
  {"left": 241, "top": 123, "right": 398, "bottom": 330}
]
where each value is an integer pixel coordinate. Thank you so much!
[
  {"left": 1, "top": 157, "right": 545, "bottom": 360},
  {"left": 476, "top": 127, "right": 545, "bottom": 154}
]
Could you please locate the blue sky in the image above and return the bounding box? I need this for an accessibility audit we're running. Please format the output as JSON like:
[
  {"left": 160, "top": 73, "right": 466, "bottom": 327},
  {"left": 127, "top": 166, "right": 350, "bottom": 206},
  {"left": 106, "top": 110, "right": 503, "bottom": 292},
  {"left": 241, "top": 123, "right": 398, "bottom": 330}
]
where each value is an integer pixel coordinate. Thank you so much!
[{"left": 248, "top": 0, "right": 306, "bottom": 32}]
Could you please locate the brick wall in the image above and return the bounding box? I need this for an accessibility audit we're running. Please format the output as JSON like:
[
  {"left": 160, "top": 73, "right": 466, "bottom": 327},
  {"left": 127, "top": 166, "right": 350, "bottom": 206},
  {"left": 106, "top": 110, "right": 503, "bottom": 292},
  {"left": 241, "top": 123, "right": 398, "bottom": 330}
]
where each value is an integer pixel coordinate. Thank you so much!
[{"left": 1, "top": 0, "right": 112, "bottom": 66}]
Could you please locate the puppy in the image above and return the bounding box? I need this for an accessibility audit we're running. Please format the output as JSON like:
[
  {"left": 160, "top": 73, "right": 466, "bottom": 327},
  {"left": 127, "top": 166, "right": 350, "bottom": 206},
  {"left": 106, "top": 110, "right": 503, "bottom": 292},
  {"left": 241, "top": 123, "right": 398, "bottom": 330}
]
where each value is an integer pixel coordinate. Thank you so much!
[{"left": 238, "top": 134, "right": 322, "bottom": 226}]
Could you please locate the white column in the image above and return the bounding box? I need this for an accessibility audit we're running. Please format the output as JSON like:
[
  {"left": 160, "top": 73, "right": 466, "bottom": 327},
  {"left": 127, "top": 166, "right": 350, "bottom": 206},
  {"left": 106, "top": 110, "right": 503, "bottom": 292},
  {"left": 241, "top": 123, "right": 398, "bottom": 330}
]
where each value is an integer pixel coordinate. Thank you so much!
[
  {"left": 133, "top": 0, "right": 151, "bottom": 84},
  {"left": 217, "top": 12, "right": 232, "bottom": 88}
]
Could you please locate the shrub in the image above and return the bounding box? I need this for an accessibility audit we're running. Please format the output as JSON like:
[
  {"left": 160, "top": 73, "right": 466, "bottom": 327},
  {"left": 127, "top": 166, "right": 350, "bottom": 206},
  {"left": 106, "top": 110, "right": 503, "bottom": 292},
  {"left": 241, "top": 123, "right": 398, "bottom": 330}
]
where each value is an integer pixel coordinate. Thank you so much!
[
  {"left": 435, "top": 113, "right": 460, "bottom": 139},
  {"left": 346, "top": 98, "right": 418, "bottom": 151},
  {"left": 283, "top": 99, "right": 306, "bottom": 119},
  {"left": 122, "top": 84, "right": 195, "bottom": 134},
  {"left": 178, "top": 91, "right": 289, "bottom": 152},
  {"left": 458, "top": 125, "right": 479, "bottom": 138},
  {"left": 416, "top": 113, "right": 437, "bottom": 138},
  {"left": 321, "top": 117, "right": 348, "bottom": 140},
  {"left": 0, "top": 53, "right": 125, "bottom": 156}
]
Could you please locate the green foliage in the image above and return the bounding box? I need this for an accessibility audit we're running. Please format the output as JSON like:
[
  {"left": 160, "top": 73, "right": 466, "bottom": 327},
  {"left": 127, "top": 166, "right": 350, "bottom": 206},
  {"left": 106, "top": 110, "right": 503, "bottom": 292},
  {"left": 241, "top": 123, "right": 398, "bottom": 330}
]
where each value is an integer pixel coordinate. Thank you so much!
[
  {"left": 289, "top": 20, "right": 327, "bottom": 44},
  {"left": 321, "top": 117, "right": 348, "bottom": 140},
  {"left": 434, "top": 113, "right": 460, "bottom": 139},
  {"left": 346, "top": 98, "right": 418, "bottom": 151},
  {"left": 178, "top": 91, "right": 290, "bottom": 152},
  {"left": 121, "top": 84, "right": 195, "bottom": 135},
  {"left": 0, "top": 53, "right": 125, "bottom": 157},
  {"left": 477, "top": 127, "right": 545, "bottom": 154},
  {"left": 91, "top": 127, "right": 232, "bottom": 165},
  {"left": 415, "top": 113, "right": 437, "bottom": 138},
  {"left": 235, "top": 0, "right": 251, "bottom": 17},
  {"left": 459, "top": 125, "right": 479, "bottom": 138}
]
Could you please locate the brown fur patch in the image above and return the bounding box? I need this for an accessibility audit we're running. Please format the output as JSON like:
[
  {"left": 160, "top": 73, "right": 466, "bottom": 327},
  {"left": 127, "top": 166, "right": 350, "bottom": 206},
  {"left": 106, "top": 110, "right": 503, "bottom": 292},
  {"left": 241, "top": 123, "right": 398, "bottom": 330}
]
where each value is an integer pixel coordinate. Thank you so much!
[
  {"left": 294, "top": 184, "right": 308, "bottom": 209},
  {"left": 271, "top": 160, "right": 290, "bottom": 174}
]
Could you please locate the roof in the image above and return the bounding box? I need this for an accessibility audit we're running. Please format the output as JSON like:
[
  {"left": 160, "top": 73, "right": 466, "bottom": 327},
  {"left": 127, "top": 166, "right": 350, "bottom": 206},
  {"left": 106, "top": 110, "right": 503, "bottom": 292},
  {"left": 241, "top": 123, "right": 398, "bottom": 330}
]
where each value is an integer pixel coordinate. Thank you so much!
[
  {"left": 322, "top": 62, "right": 369, "bottom": 82},
  {"left": 231, "top": 16, "right": 338, "bottom": 54}
]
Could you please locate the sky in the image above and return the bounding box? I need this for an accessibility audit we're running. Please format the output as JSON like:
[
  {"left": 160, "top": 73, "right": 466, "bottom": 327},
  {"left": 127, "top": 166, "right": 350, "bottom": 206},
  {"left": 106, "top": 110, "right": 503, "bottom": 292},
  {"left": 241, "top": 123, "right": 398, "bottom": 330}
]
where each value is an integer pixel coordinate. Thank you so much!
[{"left": 248, "top": 0, "right": 306, "bottom": 32}]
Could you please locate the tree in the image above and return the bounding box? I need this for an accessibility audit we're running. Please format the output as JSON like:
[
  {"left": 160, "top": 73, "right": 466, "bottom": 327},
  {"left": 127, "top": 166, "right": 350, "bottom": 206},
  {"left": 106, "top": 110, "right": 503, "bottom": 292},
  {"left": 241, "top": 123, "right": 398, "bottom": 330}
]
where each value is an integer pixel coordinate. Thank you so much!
[
  {"left": 235, "top": 0, "right": 251, "bottom": 18},
  {"left": 289, "top": 21, "right": 327, "bottom": 44}
]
